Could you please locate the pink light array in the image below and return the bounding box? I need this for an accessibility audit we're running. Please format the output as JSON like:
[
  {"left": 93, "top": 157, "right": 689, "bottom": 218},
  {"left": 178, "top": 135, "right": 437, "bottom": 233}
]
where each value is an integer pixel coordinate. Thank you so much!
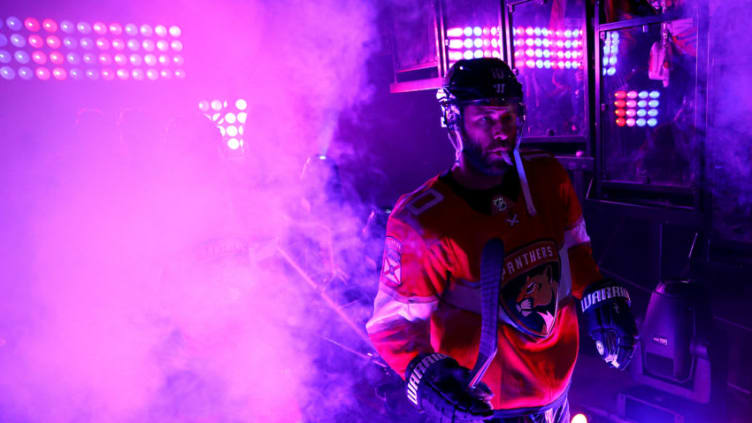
[
  {"left": 445, "top": 26, "right": 502, "bottom": 65},
  {"left": 613, "top": 90, "right": 660, "bottom": 128},
  {"left": 512, "top": 27, "right": 583, "bottom": 70},
  {"left": 0, "top": 16, "right": 184, "bottom": 81},
  {"left": 198, "top": 98, "right": 248, "bottom": 151}
]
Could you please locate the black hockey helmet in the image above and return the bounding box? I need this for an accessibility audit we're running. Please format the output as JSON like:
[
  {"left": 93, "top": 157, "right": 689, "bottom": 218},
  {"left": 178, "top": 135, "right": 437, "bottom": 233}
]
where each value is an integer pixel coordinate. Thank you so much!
[{"left": 437, "top": 58, "right": 525, "bottom": 129}]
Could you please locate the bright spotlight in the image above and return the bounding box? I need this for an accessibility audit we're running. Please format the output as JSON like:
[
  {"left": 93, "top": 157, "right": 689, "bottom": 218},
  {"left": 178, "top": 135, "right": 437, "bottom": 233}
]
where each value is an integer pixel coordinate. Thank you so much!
[{"left": 571, "top": 413, "right": 588, "bottom": 423}]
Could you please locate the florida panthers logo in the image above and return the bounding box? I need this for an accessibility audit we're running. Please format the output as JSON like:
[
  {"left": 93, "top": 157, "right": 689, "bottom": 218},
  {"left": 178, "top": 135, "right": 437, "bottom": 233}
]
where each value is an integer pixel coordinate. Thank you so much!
[
  {"left": 498, "top": 240, "right": 561, "bottom": 338},
  {"left": 515, "top": 265, "right": 558, "bottom": 334}
]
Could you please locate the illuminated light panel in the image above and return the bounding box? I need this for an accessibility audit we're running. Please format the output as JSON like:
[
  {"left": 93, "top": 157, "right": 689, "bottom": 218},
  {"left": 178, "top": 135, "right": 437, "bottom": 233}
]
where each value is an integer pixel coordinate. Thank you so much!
[
  {"left": 510, "top": 26, "right": 584, "bottom": 70},
  {"left": 0, "top": 17, "right": 185, "bottom": 82},
  {"left": 200, "top": 98, "right": 248, "bottom": 151},
  {"left": 602, "top": 31, "right": 619, "bottom": 76},
  {"left": 613, "top": 89, "right": 660, "bottom": 128},
  {"left": 445, "top": 25, "right": 502, "bottom": 66}
]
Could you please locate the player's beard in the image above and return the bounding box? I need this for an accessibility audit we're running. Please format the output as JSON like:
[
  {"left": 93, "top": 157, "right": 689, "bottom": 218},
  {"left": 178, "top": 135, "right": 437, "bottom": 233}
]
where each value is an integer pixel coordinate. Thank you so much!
[{"left": 461, "top": 141, "right": 512, "bottom": 176}]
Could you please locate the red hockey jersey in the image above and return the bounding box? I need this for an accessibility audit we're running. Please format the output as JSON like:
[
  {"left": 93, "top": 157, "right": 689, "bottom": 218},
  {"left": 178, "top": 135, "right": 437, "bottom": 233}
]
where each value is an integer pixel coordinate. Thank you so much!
[{"left": 366, "top": 151, "right": 603, "bottom": 411}]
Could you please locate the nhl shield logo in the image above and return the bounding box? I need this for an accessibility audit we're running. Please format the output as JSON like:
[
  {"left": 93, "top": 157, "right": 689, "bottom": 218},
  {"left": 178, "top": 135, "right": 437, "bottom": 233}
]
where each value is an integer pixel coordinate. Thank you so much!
[{"left": 499, "top": 241, "right": 561, "bottom": 338}]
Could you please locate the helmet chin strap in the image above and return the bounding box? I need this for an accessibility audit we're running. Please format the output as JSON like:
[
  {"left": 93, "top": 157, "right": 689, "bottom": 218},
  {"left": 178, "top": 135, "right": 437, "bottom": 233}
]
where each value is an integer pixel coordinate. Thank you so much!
[{"left": 513, "top": 148, "right": 537, "bottom": 217}]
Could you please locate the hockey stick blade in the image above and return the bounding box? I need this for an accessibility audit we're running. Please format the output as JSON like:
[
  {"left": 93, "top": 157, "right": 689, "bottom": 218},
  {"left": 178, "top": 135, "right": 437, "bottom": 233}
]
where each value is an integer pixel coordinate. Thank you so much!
[{"left": 468, "top": 238, "right": 504, "bottom": 389}]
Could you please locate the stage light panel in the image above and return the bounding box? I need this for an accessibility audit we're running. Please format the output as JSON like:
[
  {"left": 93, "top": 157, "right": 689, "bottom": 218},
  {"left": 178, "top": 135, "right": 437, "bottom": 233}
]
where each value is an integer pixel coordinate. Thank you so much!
[
  {"left": 69, "top": 68, "right": 81, "bottom": 79},
  {"left": 0, "top": 17, "right": 185, "bottom": 82}
]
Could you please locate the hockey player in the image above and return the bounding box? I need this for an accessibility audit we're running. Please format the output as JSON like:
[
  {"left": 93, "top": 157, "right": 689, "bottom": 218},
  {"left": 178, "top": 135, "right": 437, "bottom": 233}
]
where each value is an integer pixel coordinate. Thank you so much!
[{"left": 366, "top": 58, "right": 639, "bottom": 422}]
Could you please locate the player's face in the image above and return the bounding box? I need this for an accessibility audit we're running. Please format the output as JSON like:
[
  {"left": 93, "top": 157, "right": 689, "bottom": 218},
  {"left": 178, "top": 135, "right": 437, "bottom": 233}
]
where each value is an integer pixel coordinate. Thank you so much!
[{"left": 461, "top": 104, "right": 519, "bottom": 174}]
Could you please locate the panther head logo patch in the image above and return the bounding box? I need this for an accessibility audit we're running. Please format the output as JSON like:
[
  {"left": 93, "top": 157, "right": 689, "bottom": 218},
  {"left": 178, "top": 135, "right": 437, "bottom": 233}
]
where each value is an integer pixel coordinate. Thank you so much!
[{"left": 515, "top": 265, "right": 558, "bottom": 334}]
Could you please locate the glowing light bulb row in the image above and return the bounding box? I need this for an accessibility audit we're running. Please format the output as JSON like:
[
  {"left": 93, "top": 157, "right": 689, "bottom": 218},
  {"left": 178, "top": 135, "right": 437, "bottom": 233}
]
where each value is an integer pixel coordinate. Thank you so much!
[
  {"left": 0, "top": 65, "right": 185, "bottom": 80},
  {"left": 0, "top": 33, "right": 183, "bottom": 52},
  {"left": 2, "top": 16, "right": 181, "bottom": 37},
  {"left": 446, "top": 26, "right": 502, "bottom": 64},
  {"left": 512, "top": 27, "right": 583, "bottom": 70},
  {"left": 1, "top": 50, "right": 184, "bottom": 67},
  {"left": 513, "top": 27, "right": 582, "bottom": 38},
  {"left": 602, "top": 32, "right": 619, "bottom": 76},
  {"left": 199, "top": 99, "right": 248, "bottom": 150}
]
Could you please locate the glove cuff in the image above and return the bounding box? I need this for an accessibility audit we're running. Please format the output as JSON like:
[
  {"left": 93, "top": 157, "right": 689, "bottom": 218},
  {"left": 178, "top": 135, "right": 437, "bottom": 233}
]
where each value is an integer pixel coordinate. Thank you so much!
[
  {"left": 405, "top": 352, "right": 449, "bottom": 406},
  {"left": 581, "top": 279, "right": 631, "bottom": 313}
]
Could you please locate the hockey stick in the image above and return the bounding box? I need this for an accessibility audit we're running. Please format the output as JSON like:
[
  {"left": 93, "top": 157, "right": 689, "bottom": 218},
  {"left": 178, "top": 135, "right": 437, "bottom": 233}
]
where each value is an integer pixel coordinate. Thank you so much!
[{"left": 468, "top": 238, "right": 504, "bottom": 389}]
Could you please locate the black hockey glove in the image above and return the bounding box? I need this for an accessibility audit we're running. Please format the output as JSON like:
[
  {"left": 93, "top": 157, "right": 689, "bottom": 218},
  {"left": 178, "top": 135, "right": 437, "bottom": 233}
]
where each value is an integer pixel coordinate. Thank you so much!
[
  {"left": 580, "top": 280, "right": 639, "bottom": 370},
  {"left": 405, "top": 353, "right": 493, "bottom": 423}
]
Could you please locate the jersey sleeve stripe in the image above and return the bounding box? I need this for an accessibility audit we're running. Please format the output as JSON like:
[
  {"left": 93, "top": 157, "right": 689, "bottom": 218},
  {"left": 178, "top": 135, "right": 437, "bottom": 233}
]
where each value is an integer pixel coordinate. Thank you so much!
[
  {"left": 365, "top": 285, "right": 439, "bottom": 334},
  {"left": 563, "top": 217, "right": 590, "bottom": 248}
]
